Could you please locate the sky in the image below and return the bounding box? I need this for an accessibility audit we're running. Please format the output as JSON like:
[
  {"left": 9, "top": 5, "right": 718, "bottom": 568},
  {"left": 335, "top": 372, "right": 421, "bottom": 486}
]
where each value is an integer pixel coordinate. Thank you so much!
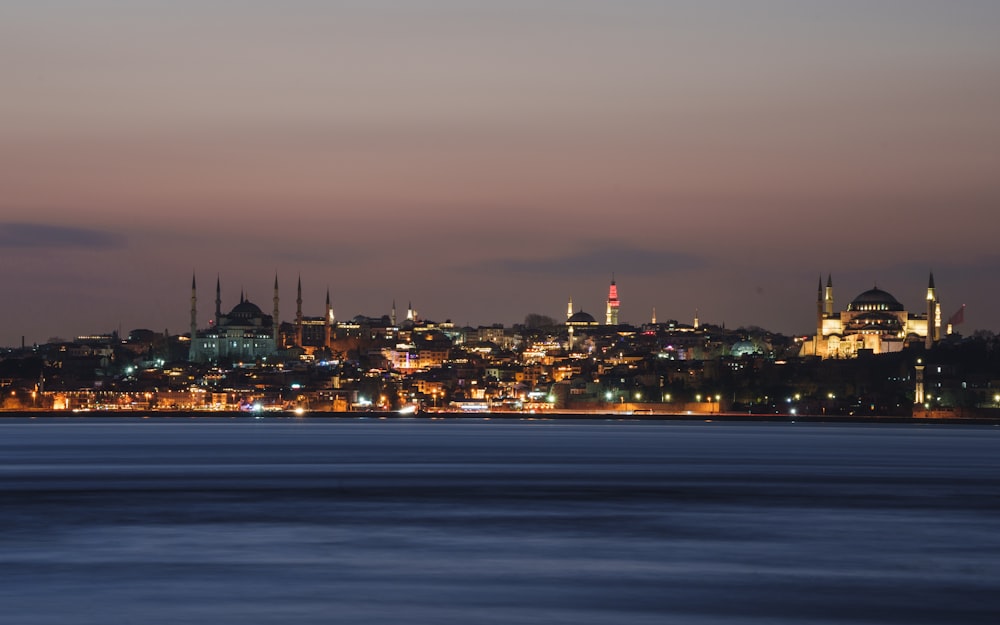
[{"left": 2, "top": 0, "right": 999, "bottom": 346}]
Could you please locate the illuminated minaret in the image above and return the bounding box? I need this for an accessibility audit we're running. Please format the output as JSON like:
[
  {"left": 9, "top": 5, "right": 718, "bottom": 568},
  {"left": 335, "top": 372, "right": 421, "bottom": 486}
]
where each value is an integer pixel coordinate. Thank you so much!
[
  {"left": 824, "top": 274, "right": 834, "bottom": 316},
  {"left": 605, "top": 275, "right": 620, "bottom": 325},
  {"left": 567, "top": 296, "right": 573, "bottom": 320},
  {"left": 324, "top": 288, "right": 332, "bottom": 349},
  {"left": 391, "top": 300, "right": 397, "bottom": 326},
  {"left": 694, "top": 308, "right": 700, "bottom": 329},
  {"left": 407, "top": 301, "right": 415, "bottom": 322},
  {"left": 214, "top": 275, "right": 222, "bottom": 326},
  {"left": 651, "top": 307, "right": 657, "bottom": 325},
  {"left": 272, "top": 274, "right": 280, "bottom": 350},
  {"left": 926, "top": 272, "right": 938, "bottom": 349},
  {"left": 295, "top": 275, "right": 304, "bottom": 348}
]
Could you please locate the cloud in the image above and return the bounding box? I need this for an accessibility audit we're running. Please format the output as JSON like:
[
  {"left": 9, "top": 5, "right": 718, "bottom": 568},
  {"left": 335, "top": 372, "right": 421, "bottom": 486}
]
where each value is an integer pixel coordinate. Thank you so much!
[
  {"left": 0, "top": 222, "right": 126, "bottom": 250},
  {"left": 464, "top": 246, "right": 706, "bottom": 277}
]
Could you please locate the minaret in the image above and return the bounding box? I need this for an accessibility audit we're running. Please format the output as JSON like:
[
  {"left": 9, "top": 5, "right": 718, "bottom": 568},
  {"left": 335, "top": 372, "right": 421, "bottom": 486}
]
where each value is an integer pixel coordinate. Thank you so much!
[
  {"left": 295, "top": 275, "right": 304, "bottom": 348},
  {"left": 189, "top": 273, "right": 200, "bottom": 361},
  {"left": 214, "top": 275, "right": 222, "bottom": 326},
  {"left": 407, "top": 301, "right": 415, "bottom": 322},
  {"left": 190, "top": 272, "right": 198, "bottom": 344},
  {"left": 273, "top": 274, "right": 280, "bottom": 350},
  {"left": 824, "top": 274, "right": 834, "bottom": 316},
  {"left": 651, "top": 307, "right": 657, "bottom": 325},
  {"left": 391, "top": 300, "right": 397, "bottom": 326},
  {"left": 694, "top": 308, "right": 700, "bottom": 329},
  {"left": 926, "top": 272, "right": 937, "bottom": 349},
  {"left": 815, "top": 275, "right": 824, "bottom": 354},
  {"left": 605, "top": 275, "right": 620, "bottom": 325},
  {"left": 567, "top": 296, "right": 573, "bottom": 320},
  {"left": 324, "top": 288, "right": 332, "bottom": 349}
]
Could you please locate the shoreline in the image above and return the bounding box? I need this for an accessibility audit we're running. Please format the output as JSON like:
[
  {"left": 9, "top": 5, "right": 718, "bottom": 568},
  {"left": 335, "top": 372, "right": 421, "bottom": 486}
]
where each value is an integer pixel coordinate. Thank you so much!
[{"left": 2, "top": 409, "right": 999, "bottom": 426}]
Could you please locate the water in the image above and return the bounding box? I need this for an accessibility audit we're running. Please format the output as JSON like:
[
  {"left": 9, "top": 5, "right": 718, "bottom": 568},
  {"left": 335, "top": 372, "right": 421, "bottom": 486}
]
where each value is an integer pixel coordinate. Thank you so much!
[{"left": 1, "top": 418, "right": 998, "bottom": 624}]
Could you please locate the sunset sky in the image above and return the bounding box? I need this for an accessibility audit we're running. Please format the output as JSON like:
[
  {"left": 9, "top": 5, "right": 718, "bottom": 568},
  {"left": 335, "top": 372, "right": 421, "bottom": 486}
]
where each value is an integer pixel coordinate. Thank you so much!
[{"left": 2, "top": 1, "right": 999, "bottom": 346}]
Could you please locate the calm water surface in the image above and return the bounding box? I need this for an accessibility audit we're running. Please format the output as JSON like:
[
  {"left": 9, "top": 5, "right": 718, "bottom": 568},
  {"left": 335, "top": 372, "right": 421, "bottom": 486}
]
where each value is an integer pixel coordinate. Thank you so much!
[{"left": 1, "top": 418, "right": 998, "bottom": 624}]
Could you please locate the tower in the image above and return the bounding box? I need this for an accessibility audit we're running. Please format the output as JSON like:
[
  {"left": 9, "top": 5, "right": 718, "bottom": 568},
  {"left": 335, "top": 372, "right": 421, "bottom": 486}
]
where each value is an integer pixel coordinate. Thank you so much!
[
  {"left": 190, "top": 272, "right": 198, "bottom": 344},
  {"left": 651, "top": 307, "right": 657, "bottom": 325},
  {"left": 567, "top": 296, "right": 573, "bottom": 320},
  {"left": 214, "top": 275, "right": 222, "bottom": 326},
  {"left": 914, "top": 358, "right": 926, "bottom": 405},
  {"left": 815, "top": 275, "right": 824, "bottom": 353},
  {"left": 926, "top": 272, "right": 938, "bottom": 349},
  {"left": 324, "top": 288, "right": 332, "bottom": 349},
  {"left": 824, "top": 274, "right": 834, "bottom": 316},
  {"left": 273, "top": 274, "right": 280, "bottom": 350},
  {"left": 391, "top": 300, "right": 397, "bottom": 326},
  {"left": 295, "top": 275, "right": 303, "bottom": 348},
  {"left": 605, "top": 276, "right": 620, "bottom": 325}
]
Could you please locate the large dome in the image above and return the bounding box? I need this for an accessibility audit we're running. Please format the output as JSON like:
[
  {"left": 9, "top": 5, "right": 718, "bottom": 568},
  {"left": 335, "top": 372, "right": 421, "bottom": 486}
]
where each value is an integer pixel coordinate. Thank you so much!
[
  {"left": 848, "top": 287, "right": 904, "bottom": 312},
  {"left": 566, "top": 311, "right": 597, "bottom": 325},
  {"left": 230, "top": 300, "right": 264, "bottom": 318}
]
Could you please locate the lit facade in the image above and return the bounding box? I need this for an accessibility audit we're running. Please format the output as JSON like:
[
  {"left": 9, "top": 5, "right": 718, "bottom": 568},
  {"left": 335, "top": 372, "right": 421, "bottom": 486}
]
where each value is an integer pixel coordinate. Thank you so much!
[{"left": 802, "top": 274, "right": 940, "bottom": 359}]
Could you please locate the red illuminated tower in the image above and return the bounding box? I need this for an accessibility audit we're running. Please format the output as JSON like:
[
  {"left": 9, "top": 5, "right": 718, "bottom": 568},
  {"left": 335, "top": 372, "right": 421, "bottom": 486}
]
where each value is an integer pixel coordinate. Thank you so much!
[{"left": 605, "top": 275, "right": 620, "bottom": 325}]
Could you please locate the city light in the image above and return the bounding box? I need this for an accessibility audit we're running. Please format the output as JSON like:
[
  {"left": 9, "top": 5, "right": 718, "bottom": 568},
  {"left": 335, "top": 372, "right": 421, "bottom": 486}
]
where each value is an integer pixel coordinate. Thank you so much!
[{"left": 2, "top": 271, "right": 985, "bottom": 419}]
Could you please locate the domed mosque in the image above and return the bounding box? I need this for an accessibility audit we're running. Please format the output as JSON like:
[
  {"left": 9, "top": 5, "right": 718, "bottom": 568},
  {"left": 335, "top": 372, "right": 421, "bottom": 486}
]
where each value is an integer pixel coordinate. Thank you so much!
[
  {"left": 188, "top": 274, "right": 282, "bottom": 363},
  {"left": 188, "top": 274, "right": 338, "bottom": 363},
  {"left": 803, "top": 273, "right": 945, "bottom": 359}
]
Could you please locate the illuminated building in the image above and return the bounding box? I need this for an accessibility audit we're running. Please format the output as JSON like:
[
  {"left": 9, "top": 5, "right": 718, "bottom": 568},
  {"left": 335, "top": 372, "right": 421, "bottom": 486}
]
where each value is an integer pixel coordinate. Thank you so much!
[
  {"left": 605, "top": 276, "right": 620, "bottom": 325},
  {"left": 802, "top": 273, "right": 941, "bottom": 359},
  {"left": 287, "top": 280, "right": 334, "bottom": 352},
  {"left": 565, "top": 307, "right": 598, "bottom": 352},
  {"left": 188, "top": 274, "right": 280, "bottom": 363}
]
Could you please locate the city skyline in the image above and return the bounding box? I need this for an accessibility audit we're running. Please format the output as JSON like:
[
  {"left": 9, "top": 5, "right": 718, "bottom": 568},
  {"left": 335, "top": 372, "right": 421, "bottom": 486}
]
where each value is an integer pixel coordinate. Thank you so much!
[
  {"left": 3, "top": 1, "right": 999, "bottom": 346},
  {"left": 0, "top": 269, "right": 971, "bottom": 347}
]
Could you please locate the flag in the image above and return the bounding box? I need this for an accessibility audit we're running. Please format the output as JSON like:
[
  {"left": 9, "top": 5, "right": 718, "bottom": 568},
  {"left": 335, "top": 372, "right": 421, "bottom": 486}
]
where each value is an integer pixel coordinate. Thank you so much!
[{"left": 948, "top": 305, "right": 965, "bottom": 326}]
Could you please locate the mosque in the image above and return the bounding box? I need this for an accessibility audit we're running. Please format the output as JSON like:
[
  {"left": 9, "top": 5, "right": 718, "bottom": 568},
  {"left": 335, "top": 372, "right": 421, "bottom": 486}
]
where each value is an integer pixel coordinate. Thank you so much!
[
  {"left": 188, "top": 274, "right": 333, "bottom": 363},
  {"left": 801, "top": 273, "right": 945, "bottom": 359}
]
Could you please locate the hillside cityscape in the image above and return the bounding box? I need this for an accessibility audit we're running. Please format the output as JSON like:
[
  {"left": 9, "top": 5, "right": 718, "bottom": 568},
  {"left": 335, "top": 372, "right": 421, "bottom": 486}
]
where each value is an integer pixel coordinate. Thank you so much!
[{"left": 2, "top": 272, "right": 998, "bottom": 418}]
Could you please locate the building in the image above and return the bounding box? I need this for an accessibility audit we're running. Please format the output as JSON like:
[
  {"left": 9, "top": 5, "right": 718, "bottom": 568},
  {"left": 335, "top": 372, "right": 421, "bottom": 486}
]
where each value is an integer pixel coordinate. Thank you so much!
[
  {"left": 801, "top": 274, "right": 941, "bottom": 359},
  {"left": 188, "top": 275, "right": 280, "bottom": 363},
  {"left": 605, "top": 277, "right": 620, "bottom": 325},
  {"left": 287, "top": 278, "right": 334, "bottom": 352}
]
